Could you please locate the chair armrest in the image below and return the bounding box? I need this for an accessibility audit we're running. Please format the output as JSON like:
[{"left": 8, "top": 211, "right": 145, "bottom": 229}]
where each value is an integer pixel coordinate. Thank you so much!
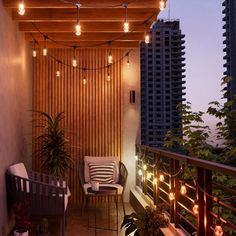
[{"left": 119, "top": 162, "right": 128, "bottom": 189}]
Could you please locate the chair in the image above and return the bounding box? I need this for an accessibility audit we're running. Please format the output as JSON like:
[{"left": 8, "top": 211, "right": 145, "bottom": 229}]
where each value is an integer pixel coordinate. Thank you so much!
[
  {"left": 6, "top": 162, "right": 70, "bottom": 236},
  {"left": 79, "top": 156, "right": 128, "bottom": 215}
]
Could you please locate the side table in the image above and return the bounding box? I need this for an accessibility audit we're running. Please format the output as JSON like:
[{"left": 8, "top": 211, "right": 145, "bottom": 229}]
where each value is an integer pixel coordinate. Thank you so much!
[{"left": 87, "top": 186, "right": 118, "bottom": 235}]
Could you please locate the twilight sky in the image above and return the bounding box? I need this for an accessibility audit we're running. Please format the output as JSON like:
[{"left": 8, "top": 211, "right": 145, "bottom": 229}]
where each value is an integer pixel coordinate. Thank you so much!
[{"left": 159, "top": 0, "right": 224, "bottom": 143}]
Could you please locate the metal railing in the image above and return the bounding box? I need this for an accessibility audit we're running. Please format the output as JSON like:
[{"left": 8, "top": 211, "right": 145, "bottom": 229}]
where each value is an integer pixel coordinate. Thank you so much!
[{"left": 135, "top": 144, "right": 236, "bottom": 236}]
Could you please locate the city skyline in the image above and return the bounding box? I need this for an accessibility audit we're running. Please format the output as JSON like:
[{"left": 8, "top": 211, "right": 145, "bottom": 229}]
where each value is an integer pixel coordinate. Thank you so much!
[{"left": 159, "top": 0, "right": 224, "bottom": 143}]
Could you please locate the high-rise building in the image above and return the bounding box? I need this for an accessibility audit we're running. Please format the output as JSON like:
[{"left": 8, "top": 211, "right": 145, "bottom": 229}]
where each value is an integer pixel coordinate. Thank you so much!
[
  {"left": 140, "top": 19, "right": 186, "bottom": 147},
  {"left": 222, "top": 0, "right": 236, "bottom": 106}
]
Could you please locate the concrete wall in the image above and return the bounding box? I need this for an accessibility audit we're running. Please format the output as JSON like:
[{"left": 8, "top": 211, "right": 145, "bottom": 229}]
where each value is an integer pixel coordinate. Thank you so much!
[
  {"left": 123, "top": 49, "right": 140, "bottom": 201},
  {"left": 0, "top": 2, "right": 32, "bottom": 235}
]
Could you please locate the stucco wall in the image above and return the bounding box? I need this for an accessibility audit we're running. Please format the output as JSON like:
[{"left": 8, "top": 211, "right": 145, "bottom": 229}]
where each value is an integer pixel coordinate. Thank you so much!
[
  {"left": 123, "top": 49, "right": 140, "bottom": 201},
  {"left": 0, "top": 2, "right": 32, "bottom": 235}
]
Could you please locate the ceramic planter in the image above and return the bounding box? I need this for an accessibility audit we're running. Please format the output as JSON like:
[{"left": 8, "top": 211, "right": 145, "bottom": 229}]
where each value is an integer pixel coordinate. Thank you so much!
[{"left": 14, "top": 230, "right": 29, "bottom": 236}]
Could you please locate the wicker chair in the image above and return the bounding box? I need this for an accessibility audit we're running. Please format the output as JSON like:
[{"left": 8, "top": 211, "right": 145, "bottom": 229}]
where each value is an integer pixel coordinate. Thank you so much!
[
  {"left": 6, "top": 163, "right": 70, "bottom": 236},
  {"left": 79, "top": 156, "right": 128, "bottom": 215}
]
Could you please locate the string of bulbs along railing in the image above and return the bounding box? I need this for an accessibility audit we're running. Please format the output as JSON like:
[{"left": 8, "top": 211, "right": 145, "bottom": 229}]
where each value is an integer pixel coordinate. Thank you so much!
[
  {"left": 16, "top": 0, "right": 167, "bottom": 77},
  {"left": 135, "top": 144, "right": 236, "bottom": 236}
]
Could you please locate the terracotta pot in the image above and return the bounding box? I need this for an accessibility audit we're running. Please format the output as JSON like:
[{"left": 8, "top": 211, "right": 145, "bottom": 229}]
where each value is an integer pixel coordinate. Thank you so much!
[{"left": 14, "top": 230, "right": 29, "bottom": 236}]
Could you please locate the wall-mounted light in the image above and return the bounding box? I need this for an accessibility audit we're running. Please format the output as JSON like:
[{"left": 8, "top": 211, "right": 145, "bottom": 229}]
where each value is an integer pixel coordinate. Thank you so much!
[
  {"left": 130, "top": 90, "right": 135, "bottom": 104},
  {"left": 18, "top": 0, "right": 25, "bottom": 15}
]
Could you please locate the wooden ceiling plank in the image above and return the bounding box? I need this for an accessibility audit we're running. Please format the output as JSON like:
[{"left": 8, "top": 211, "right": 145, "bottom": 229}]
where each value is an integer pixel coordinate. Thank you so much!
[
  {"left": 4, "top": 0, "right": 161, "bottom": 9},
  {"left": 19, "top": 22, "right": 150, "bottom": 32},
  {"left": 12, "top": 8, "right": 158, "bottom": 22}
]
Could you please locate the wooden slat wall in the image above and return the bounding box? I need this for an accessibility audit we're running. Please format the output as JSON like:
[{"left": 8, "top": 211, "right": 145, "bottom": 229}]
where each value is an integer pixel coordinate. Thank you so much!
[{"left": 32, "top": 48, "right": 124, "bottom": 204}]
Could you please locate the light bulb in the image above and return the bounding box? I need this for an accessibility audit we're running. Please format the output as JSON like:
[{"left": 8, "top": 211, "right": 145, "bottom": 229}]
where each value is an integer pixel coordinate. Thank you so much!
[
  {"left": 134, "top": 155, "right": 138, "bottom": 160},
  {"left": 160, "top": 0, "right": 165, "bottom": 11},
  {"left": 43, "top": 48, "right": 47, "bottom": 56},
  {"left": 159, "top": 174, "right": 164, "bottom": 182},
  {"left": 147, "top": 172, "right": 152, "bottom": 180},
  {"left": 107, "top": 74, "right": 111, "bottom": 81},
  {"left": 169, "top": 191, "right": 175, "bottom": 201},
  {"left": 192, "top": 200, "right": 199, "bottom": 215},
  {"left": 127, "top": 60, "right": 130, "bottom": 68},
  {"left": 153, "top": 178, "right": 158, "bottom": 185},
  {"left": 145, "top": 34, "right": 150, "bottom": 44},
  {"left": 75, "top": 23, "right": 81, "bottom": 36},
  {"left": 138, "top": 169, "right": 143, "bottom": 176},
  {"left": 18, "top": 2, "right": 25, "bottom": 15},
  {"left": 72, "top": 59, "right": 77, "bottom": 67},
  {"left": 143, "top": 164, "right": 147, "bottom": 171},
  {"left": 83, "top": 78, "right": 86, "bottom": 85},
  {"left": 108, "top": 54, "right": 113, "bottom": 64},
  {"left": 214, "top": 224, "right": 223, "bottom": 236},
  {"left": 124, "top": 21, "right": 129, "bottom": 32},
  {"left": 56, "top": 70, "right": 60, "bottom": 77},
  {"left": 180, "top": 184, "right": 187, "bottom": 195},
  {"left": 32, "top": 50, "right": 37, "bottom": 57}
]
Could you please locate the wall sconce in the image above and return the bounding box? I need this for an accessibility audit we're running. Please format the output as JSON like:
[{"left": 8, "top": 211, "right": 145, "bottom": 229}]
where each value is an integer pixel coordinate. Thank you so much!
[{"left": 130, "top": 90, "right": 135, "bottom": 104}]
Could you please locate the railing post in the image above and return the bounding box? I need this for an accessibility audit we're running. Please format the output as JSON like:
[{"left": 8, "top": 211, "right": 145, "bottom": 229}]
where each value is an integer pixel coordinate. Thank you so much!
[
  {"left": 197, "top": 167, "right": 205, "bottom": 236},
  {"left": 174, "top": 160, "right": 180, "bottom": 228},
  {"left": 170, "top": 159, "right": 174, "bottom": 223},
  {"left": 154, "top": 153, "right": 161, "bottom": 205},
  {"left": 142, "top": 148, "right": 147, "bottom": 195},
  {"left": 204, "top": 169, "right": 213, "bottom": 236}
]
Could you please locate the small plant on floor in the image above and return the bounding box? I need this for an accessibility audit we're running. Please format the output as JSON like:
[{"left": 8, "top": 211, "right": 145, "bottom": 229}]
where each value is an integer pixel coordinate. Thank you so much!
[
  {"left": 121, "top": 203, "right": 169, "bottom": 236},
  {"left": 36, "top": 218, "right": 50, "bottom": 236}
]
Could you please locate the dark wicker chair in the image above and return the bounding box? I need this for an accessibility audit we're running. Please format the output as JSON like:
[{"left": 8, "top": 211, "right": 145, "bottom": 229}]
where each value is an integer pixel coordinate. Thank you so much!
[
  {"left": 79, "top": 158, "right": 128, "bottom": 215},
  {"left": 6, "top": 163, "right": 69, "bottom": 236}
]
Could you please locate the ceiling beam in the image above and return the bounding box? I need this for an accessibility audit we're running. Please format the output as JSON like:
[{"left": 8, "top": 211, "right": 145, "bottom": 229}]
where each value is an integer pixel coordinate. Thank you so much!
[{"left": 12, "top": 8, "right": 158, "bottom": 22}]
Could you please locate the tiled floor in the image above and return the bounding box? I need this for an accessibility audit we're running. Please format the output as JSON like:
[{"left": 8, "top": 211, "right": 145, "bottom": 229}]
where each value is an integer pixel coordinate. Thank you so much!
[{"left": 48, "top": 203, "right": 134, "bottom": 236}]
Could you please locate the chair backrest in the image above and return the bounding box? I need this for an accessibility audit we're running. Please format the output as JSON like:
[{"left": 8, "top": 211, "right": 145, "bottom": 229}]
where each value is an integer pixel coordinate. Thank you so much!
[{"left": 84, "top": 156, "right": 119, "bottom": 183}]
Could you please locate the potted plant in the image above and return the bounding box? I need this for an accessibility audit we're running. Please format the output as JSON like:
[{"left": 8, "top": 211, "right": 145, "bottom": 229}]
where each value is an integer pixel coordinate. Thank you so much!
[
  {"left": 36, "top": 218, "right": 50, "bottom": 236},
  {"left": 121, "top": 204, "right": 169, "bottom": 236},
  {"left": 33, "top": 111, "right": 73, "bottom": 177},
  {"left": 13, "top": 199, "right": 31, "bottom": 236}
]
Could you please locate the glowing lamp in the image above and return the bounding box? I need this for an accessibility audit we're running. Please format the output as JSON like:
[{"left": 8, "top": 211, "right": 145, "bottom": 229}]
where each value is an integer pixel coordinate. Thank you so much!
[
  {"left": 143, "top": 164, "right": 147, "bottom": 171},
  {"left": 18, "top": 2, "right": 25, "bottom": 15},
  {"left": 159, "top": 174, "right": 164, "bottom": 182},
  {"left": 214, "top": 223, "right": 223, "bottom": 236},
  {"left": 145, "top": 34, "right": 150, "bottom": 44},
  {"left": 192, "top": 200, "right": 199, "bottom": 215},
  {"left": 138, "top": 169, "right": 143, "bottom": 176},
  {"left": 169, "top": 191, "right": 175, "bottom": 201},
  {"left": 180, "top": 184, "right": 187, "bottom": 195}
]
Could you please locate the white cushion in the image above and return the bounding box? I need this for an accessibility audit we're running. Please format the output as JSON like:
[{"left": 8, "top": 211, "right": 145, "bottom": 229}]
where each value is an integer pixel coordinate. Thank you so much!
[
  {"left": 84, "top": 156, "right": 119, "bottom": 183},
  {"left": 8, "top": 163, "right": 28, "bottom": 179},
  {"left": 83, "top": 183, "right": 123, "bottom": 195}
]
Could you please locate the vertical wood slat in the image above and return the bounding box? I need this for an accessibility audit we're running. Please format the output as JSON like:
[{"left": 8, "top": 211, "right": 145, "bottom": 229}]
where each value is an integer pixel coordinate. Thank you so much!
[{"left": 32, "top": 48, "right": 124, "bottom": 204}]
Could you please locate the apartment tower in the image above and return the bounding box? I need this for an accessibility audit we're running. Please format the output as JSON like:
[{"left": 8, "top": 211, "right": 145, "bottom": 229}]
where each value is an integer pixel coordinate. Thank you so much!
[
  {"left": 140, "top": 20, "right": 186, "bottom": 147},
  {"left": 222, "top": 0, "right": 236, "bottom": 106}
]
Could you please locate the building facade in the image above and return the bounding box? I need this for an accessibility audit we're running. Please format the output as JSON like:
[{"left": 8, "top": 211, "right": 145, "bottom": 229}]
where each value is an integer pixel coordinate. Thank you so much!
[
  {"left": 140, "top": 20, "right": 186, "bottom": 147},
  {"left": 222, "top": 0, "right": 236, "bottom": 106}
]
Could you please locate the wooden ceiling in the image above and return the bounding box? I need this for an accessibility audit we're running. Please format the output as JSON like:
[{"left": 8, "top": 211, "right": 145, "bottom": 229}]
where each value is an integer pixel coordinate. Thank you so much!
[{"left": 3, "top": 0, "right": 165, "bottom": 48}]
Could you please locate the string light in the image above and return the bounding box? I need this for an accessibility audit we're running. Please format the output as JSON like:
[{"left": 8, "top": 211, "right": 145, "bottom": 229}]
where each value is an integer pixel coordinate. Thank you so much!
[
  {"left": 56, "top": 61, "right": 60, "bottom": 78},
  {"left": 75, "top": 3, "right": 82, "bottom": 36},
  {"left": 43, "top": 36, "right": 47, "bottom": 56},
  {"left": 72, "top": 47, "right": 77, "bottom": 67},
  {"left": 153, "top": 177, "right": 158, "bottom": 185},
  {"left": 147, "top": 172, "right": 152, "bottom": 180},
  {"left": 126, "top": 53, "right": 130, "bottom": 68},
  {"left": 82, "top": 68, "right": 86, "bottom": 85},
  {"left": 138, "top": 169, "right": 143, "bottom": 176},
  {"left": 169, "top": 190, "right": 175, "bottom": 201},
  {"left": 159, "top": 174, "right": 164, "bottom": 182},
  {"left": 108, "top": 51, "right": 113, "bottom": 64},
  {"left": 214, "top": 221, "right": 223, "bottom": 236},
  {"left": 135, "top": 155, "right": 138, "bottom": 161},
  {"left": 192, "top": 200, "right": 199, "bottom": 215},
  {"left": 107, "top": 66, "right": 111, "bottom": 81},
  {"left": 145, "top": 34, "right": 150, "bottom": 44},
  {"left": 18, "top": 0, "right": 25, "bottom": 15},
  {"left": 32, "top": 40, "right": 37, "bottom": 57},
  {"left": 159, "top": 0, "right": 165, "bottom": 11},
  {"left": 143, "top": 164, "right": 147, "bottom": 171},
  {"left": 123, "top": 3, "right": 129, "bottom": 32},
  {"left": 180, "top": 183, "right": 187, "bottom": 195}
]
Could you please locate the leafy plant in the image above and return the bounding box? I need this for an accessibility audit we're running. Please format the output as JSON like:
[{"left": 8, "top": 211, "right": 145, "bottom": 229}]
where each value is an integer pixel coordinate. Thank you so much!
[
  {"left": 121, "top": 204, "right": 169, "bottom": 236},
  {"left": 13, "top": 199, "right": 32, "bottom": 233},
  {"left": 33, "top": 111, "right": 73, "bottom": 177}
]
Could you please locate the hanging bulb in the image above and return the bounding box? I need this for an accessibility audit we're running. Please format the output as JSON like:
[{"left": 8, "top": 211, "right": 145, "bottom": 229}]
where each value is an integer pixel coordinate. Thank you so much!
[
  {"left": 159, "top": 174, "right": 164, "bottom": 182},
  {"left": 56, "top": 70, "right": 60, "bottom": 77},
  {"left": 145, "top": 34, "right": 150, "bottom": 44},
  {"left": 169, "top": 191, "right": 175, "bottom": 201},
  {"left": 32, "top": 49, "right": 37, "bottom": 57},
  {"left": 138, "top": 169, "right": 143, "bottom": 176},
  {"left": 43, "top": 48, "right": 47, "bottom": 56},
  {"left": 18, "top": 1, "right": 25, "bottom": 15},
  {"left": 153, "top": 177, "right": 158, "bottom": 185},
  {"left": 72, "top": 59, "right": 77, "bottom": 67},
  {"left": 147, "top": 172, "right": 152, "bottom": 180},
  {"left": 108, "top": 53, "right": 113, "bottom": 64},
  {"left": 127, "top": 59, "right": 130, "bottom": 68},
  {"left": 107, "top": 73, "right": 111, "bottom": 81},
  {"left": 75, "top": 23, "right": 81, "bottom": 36},
  {"left": 180, "top": 183, "right": 187, "bottom": 195},
  {"left": 214, "top": 220, "right": 224, "bottom": 236},
  {"left": 143, "top": 164, "right": 147, "bottom": 171},
  {"left": 135, "top": 155, "right": 138, "bottom": 160},
  {"left": 124, "top": 21, "right": 129, "bottom": 33},
  {"left": 83, "top": 78, "right": 86, "bottom": 85},
  {"left": 160, "top": 0, "right": 165, "bottom": 11},
  {"left": 192, "top": 200, "right": 199, "bottom": 215}
]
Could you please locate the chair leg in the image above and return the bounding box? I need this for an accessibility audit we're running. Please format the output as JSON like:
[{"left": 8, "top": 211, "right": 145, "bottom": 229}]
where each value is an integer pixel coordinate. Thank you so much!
[
  {"left": 82, "top": 195, "right": 88, "bottom": 215},
  {"left": 61, "top": 214, "right": 65, "bottom": 236},
  {"left": 121, "top": 195, "right": 126, "bottom": 216}
]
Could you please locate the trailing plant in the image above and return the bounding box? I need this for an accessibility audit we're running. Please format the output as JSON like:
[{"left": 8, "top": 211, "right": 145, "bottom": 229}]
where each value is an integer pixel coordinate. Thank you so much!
[
  {"left": 33, "top": 111, "right": 73, "bottom": 177},
  {"left": 121, "top": 204, "right": 169, "bottom": 236}
]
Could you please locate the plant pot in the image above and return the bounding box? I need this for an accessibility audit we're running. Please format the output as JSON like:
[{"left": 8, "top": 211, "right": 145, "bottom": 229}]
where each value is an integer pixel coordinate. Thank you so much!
[{"left": 14, "top": 230, "right": 29, "bottom": 236}]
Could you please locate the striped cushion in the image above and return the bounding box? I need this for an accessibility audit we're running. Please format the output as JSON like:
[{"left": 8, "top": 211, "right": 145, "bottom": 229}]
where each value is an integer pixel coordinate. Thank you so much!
[{"left": 88, "top": 162, "right": 115, "bottom": 184}]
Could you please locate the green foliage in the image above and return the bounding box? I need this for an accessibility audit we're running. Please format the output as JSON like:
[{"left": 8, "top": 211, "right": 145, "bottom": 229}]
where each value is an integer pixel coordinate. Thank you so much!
[
  {"left": 121, "top": 204, "right": 169, "bottom": 236},
  {"left": 33, "top": 111, "right": 73, "bottom": 177}
]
